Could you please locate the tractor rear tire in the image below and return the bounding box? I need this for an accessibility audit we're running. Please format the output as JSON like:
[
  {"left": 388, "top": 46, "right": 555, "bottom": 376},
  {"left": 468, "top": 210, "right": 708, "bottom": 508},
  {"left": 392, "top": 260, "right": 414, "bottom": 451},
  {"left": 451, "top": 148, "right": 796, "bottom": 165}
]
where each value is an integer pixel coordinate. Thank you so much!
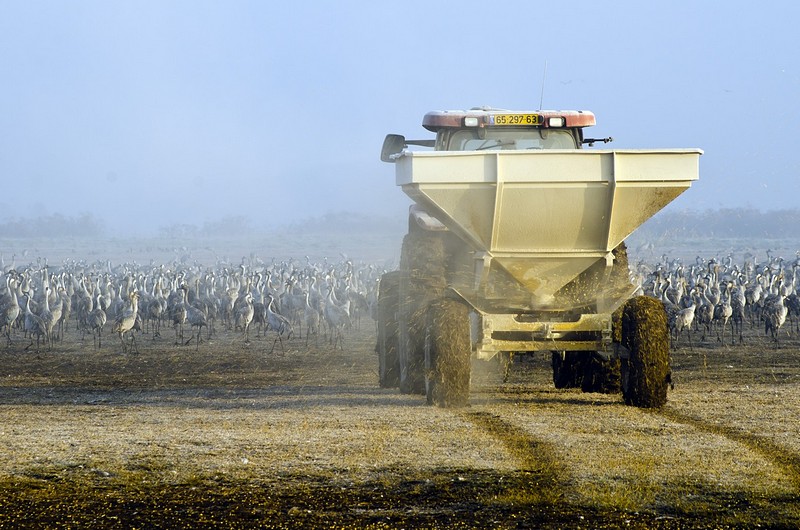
[
  {"left": 581, "top": 354, "right": 622, "bottom": 394},
  {"left": 377, "top": 271, "right": 401, "bottom": 388},
  {"left": 397, "top": 225, "right": 447, "bottom": 395},
  {"left": 552, "top": 351, "right": 621, "bottom": 393},
  {"left": 399, "top": 299, "right": 426, "bottom": 395},
  {"left": 425, "top": 299, "right": 471, "bottom": 408},
  {"left": 620, "top": 296, "right": 670, "bottom": 408},
  {"left": 552, "top": 351, "right": 586, "bottom": 389}
]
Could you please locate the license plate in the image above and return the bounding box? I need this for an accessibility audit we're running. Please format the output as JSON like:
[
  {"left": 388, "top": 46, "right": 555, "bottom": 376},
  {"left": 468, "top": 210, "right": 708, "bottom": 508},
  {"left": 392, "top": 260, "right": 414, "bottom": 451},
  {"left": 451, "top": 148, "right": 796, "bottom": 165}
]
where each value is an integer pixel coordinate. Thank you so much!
[{"left": 490, "top": 114, "right": 542, "bottom": 126}]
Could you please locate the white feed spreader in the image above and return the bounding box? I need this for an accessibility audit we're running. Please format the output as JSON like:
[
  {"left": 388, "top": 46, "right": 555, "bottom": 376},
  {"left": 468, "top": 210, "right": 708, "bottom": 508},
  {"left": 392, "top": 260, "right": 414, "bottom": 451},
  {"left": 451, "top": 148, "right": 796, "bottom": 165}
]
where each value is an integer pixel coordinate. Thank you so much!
[{"left": 376, "top": 107, "right": 701, "bottom": 409}]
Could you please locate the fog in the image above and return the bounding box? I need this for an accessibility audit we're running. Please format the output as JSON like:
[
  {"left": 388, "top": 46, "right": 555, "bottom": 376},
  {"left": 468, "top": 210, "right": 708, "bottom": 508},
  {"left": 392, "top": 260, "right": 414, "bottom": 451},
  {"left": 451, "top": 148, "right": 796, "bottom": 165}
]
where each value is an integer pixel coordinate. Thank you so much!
[{"left": 1, "top": 2, "right": 799, "bottom": 237}]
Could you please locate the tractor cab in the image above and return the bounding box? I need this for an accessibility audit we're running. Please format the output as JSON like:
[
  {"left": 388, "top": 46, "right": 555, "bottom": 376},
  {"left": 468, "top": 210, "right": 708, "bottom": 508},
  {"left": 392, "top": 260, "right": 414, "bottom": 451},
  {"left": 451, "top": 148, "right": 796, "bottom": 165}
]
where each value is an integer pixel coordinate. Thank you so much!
[{"left": 381, "top": 107, "right": 611, "bottom": 162}]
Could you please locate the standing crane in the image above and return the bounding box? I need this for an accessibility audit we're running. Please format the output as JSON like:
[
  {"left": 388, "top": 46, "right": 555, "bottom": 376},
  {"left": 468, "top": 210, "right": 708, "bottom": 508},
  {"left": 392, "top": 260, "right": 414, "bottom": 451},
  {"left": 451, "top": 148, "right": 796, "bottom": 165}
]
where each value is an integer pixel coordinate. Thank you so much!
[
  {"left": 713, "top": 282, "right": 734, "bottom": 345},
  {"left": 304, "top": 290, "right": 320, "bottom": 347},
  {"left": 695, "top": 283, "right": 714, "bottom": 341},
  {"left": 764, "top": 294, "right": 788, "bottom": 344},
  {"left": 112, "top": 290, "right": 140, "bottom": 353},
  {"left": 38, "top": 286, "right": 56, "bottom": 351},
  {"left": 87, "top": 292, "right": 107, "bottom": 349},
  {"left": 671, "top": 293, "right": 696, "bottom": 350},
  {"left": 1, "top": 275, "right": 20, "bottom": 347},
  {"left": 324, "top": 286, "right": 351, "bottom": 350},
  {"left": 23, "top": 294, "right": 47, "bottom": 352},
  {"left": 182, "top": 284, "right": 207, "bottom": 350},
  {"left": 266, "top": 293, "right": 293, "bottom": 355},
  {"left": 730, "top": 279, "right": 746, "bottom": 344},
  {"left": 234, "top": 292, "right": 255, "bottom": 344}
]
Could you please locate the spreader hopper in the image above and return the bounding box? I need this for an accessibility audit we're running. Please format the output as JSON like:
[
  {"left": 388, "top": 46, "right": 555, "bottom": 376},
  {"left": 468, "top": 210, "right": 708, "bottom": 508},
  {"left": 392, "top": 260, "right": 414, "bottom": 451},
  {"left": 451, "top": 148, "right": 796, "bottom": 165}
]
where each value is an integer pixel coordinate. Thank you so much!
[{"left": 397, "top": 149, "right": 701, "bottom": 308}]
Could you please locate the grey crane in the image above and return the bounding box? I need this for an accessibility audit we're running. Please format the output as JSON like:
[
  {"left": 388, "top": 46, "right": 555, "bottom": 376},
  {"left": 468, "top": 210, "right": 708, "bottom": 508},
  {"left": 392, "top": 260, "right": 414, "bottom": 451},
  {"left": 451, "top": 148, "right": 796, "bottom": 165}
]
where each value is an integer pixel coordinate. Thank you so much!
[
  {"left": 23, "top": 293, "right": 47, "bottom": 352},
  {"left": 764, "top": 294, "right": 788, "bottom": 344},
  {"left": 695, "top": 284, "right": 714, "bottom": 341},
  {"left": 324, "top": 286, "right": 351, "bottom": 350},
  {"left": 712, "top": 282, "right": 734, "bottom": 345},
  {"left": 234, "top": 292, "right": 255, "bottom": 344},
  {"left": 672, "top": 298, "right": 696, "bottom": 351},
  {"left": 304, "top": 290, "right": 320, "bottom": 347},
  {"left": 168, "top": 285, "right": 188, "bottom": 345},
  {"left": 37, "top": 286, "right": 56, "bottom": 350},
  {"left": 1, "top": 275, "right": 21, "bottom": 346},
  {"left": 266, "top": 293, "right": 293, "bottom": 355},
  {"left": 87, "top": 292, "right": 107, "bottom": 349},
  {"left": 182, "top": 285, "right": 207, "bottom": 350},
  {"left": 112, "top": 290, "right": 140, "bottom": 353}
]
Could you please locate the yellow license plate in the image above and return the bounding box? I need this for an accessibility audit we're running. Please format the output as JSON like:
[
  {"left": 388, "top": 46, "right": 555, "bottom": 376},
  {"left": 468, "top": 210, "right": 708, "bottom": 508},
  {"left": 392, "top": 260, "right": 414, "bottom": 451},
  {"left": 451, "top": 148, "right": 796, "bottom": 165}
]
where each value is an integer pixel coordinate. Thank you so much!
[{"left": 490, "top": 114, "right": 542, "bottom": 126}]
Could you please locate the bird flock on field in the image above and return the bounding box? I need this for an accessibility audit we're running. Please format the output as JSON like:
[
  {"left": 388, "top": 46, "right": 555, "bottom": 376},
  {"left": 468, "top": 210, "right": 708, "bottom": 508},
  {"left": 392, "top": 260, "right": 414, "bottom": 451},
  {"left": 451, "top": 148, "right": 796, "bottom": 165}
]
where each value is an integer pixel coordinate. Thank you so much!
[
  {"left": 0, "top": 252, "right": 382, "bottom": 354},
  {"left": 2, "top": 248, "right": 800, "bottom": 355},
  {"left": 631, "top": 250, "right": 800, "bottom": 348}
]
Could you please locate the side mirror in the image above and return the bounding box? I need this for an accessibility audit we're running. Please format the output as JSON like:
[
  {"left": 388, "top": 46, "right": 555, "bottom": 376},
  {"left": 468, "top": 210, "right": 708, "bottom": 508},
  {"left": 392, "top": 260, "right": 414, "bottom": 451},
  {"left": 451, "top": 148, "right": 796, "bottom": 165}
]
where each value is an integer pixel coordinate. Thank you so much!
[{"left": 380, "top": 134, "right": 406, "bottom": 163}]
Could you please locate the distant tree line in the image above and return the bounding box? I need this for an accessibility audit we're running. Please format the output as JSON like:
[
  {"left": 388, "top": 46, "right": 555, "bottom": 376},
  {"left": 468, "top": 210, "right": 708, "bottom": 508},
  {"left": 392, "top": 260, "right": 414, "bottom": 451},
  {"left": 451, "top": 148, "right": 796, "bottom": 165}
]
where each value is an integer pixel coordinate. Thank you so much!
[
  {"left": 0, "top": 213, "right": 104, "bottom": 238},
  {"left": 156, "top": 212, "right": 404, "bottom": 240},
  {"left": 286, "top": 211, "right": 403, "bottom": 235},
  {"left": 636, "top": 208, "right": 800, "bottom": 239},
  {"left": 159, "top": 216, "right": 253, "bottom": 238}
]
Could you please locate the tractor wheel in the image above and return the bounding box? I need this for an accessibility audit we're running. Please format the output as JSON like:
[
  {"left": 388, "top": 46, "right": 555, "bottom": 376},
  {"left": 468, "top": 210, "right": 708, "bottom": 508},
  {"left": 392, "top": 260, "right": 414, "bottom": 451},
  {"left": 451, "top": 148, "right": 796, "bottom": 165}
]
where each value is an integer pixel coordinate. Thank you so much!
[
  {"left": 620, "top": 296, "right": 671, "bottom": 408},
  {"left": 377, "top": 271, "right": 401, "bottom": 388},
  {"left": 397, "top": 270, "right": 424, "bottom": 395},
  {"left": 399, "top": 296, "right": 426, "bottom": 395},
  {"left": 425, "top": 299, "right": 471, "bottom": 408},
  {"left": 397, "top": 225, "right": 447, "bottom": 395},
  {"left": 551, "top": 351, "right": 586, "bottom": 389},
  {"left": 581, "top": 354, "right": 622, "bottom": 394}
]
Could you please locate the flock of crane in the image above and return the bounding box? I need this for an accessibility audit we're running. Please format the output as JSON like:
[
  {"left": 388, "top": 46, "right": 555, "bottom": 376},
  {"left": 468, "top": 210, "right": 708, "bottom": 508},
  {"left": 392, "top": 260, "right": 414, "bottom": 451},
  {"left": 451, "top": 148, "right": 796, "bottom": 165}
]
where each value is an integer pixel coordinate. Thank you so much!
[
  {"left": 1, "top": 247, "right": 798, "bottom": 356},
  {"left": 0, "top": 252, "right": 383, "bottom": 354},
  {"left": 632, "top": 250, "right": 800, "bottom": 348}
]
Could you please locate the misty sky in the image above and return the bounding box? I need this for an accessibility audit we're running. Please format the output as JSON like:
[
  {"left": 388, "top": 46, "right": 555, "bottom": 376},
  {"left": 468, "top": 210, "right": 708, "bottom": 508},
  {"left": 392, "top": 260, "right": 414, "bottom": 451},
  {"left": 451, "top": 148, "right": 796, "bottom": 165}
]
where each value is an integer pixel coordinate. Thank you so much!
[{"left": 1, "top": 1, "right": 798, "bottom": 235}]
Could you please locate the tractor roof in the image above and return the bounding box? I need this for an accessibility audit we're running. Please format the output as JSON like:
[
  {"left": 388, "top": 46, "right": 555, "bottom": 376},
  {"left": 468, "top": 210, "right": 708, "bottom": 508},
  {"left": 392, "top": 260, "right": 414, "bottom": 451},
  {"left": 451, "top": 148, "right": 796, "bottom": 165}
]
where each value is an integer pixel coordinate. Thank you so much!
[{"left": 422, "top": 107, "right": 596, "bottom": 132}]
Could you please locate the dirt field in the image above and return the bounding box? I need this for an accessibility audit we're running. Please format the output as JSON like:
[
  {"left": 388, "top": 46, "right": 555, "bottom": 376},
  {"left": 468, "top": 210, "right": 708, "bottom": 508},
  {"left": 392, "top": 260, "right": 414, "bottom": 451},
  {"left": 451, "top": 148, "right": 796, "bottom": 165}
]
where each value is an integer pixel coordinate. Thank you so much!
[
  {"left": 1, "top": 236, "right": 799, "bottom": 528},
  {"left": 1, "top": 307, "right": 799, "bottom": 529}
]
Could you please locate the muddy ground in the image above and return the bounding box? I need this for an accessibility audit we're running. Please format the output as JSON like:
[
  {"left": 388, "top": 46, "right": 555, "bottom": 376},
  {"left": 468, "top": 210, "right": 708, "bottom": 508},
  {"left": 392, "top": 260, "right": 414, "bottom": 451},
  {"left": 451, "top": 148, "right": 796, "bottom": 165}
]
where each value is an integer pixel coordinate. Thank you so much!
[{"left": 0, "top": 307, "right": 798, "bottom": 529}]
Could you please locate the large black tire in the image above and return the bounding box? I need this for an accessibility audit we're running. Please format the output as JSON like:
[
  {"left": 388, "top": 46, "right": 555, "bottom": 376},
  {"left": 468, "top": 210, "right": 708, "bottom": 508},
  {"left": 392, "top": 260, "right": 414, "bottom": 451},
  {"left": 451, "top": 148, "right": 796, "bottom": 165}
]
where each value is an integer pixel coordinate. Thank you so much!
[
  {"left": 398, "top": 298, "right": 426, "bottom": 394},
  {"left": 551, "top": 351, "right": 586, "bottom": 389},
  {"left": 581, "top": 354, "right": 622, "bottom": 394},
  {"left": 552, "top": 351, "right": 621, "bottom": 393},
  {"left": 377, "top": 271, "right": 401, "bottom": 388},
  {"left": 425, "top": 299, "right": 471, "bottom": 408},
  {"left": 619, "top": 296, "right": 671, "bottom": 408},
  {"left": 551, "top": 242, "right": 627, "bottom": 394},
  {"left": 397, "top": 223, "right": 447, "bottom": 395}
]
